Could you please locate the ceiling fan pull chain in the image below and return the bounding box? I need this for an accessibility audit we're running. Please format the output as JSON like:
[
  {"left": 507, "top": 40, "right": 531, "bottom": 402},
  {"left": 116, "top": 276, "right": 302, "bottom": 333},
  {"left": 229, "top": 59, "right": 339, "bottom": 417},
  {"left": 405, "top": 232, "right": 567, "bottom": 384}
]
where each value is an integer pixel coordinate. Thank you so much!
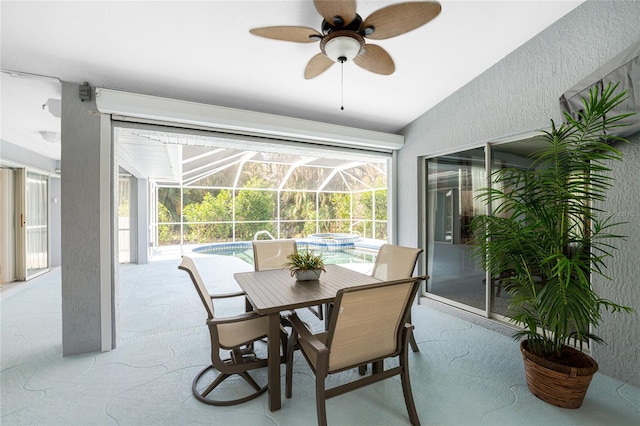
[{"left": 339, "top": 56, "right": 345, "bottom": 111}]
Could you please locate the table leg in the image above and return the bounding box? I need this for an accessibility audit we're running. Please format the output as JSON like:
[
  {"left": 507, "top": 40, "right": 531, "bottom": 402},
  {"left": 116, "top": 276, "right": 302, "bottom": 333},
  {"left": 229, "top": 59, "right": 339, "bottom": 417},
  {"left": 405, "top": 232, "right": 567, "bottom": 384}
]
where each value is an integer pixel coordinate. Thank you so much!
[{"left": 267, "top": 312, "right": 281, "bottom": 411}]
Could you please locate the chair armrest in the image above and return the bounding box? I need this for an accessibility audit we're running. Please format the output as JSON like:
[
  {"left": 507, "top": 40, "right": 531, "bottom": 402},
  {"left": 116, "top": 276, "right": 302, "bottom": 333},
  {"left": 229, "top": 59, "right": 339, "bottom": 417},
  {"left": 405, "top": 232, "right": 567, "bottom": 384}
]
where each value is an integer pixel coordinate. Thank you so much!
[
  {"left": 288, "top": 313, "right": 327, "bottom": 354},
  {"left": 209, "top": 290, "right": 245, "bottom": 300},
  {"left": 207, "top": 311, "right": 263, "bottom": 326}
]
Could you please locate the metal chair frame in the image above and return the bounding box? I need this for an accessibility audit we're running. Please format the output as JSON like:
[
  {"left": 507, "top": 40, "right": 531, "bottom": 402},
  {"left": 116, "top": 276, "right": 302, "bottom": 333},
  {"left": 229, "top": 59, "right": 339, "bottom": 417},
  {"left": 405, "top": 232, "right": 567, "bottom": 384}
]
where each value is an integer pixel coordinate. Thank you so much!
[{"left": 178, "top": 256, "right": 287, "bottom": 406}]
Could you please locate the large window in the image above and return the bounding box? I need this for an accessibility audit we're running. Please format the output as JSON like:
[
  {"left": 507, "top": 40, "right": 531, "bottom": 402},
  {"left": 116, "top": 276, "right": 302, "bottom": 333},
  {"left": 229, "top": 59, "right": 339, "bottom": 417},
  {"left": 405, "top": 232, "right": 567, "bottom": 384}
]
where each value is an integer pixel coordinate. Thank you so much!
[{"left": 115, "top": 127, "right": 390, "bottom": 248}]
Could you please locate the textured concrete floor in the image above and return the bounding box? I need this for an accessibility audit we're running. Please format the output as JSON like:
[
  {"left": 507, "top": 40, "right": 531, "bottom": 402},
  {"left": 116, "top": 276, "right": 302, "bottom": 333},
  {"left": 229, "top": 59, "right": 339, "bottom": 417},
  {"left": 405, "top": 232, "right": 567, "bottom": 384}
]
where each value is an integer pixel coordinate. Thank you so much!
[{"left": 1, "top": 253, "right": 639, "bottom": 425}]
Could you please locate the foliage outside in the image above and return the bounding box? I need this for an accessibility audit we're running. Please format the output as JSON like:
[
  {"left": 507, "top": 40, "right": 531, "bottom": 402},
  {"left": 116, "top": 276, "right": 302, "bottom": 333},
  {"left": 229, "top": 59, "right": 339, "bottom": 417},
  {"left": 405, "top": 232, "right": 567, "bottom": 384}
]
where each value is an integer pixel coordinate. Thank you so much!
[
  {"left": 233, "top": 177, "right": 276, "bottom": 240},
  {"left": 157, "top": 203, "right": 176, "bottom": 244},
  {"left": 182, "top": 191, "right": 232, "bottom": 242},
  {"left": 156, "top": 183, "right": 387, "bottom": 245},
  {"left": 470, "top": 83, "right": 634, "bottom": 359}
]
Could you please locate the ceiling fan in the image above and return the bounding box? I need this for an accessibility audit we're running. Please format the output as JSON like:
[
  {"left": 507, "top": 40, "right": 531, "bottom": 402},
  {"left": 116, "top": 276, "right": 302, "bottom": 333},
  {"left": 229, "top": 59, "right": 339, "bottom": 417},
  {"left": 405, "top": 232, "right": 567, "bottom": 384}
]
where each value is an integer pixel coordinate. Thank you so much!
[{"left": 250, "top": 0, "right": 442, "bottom": 79}]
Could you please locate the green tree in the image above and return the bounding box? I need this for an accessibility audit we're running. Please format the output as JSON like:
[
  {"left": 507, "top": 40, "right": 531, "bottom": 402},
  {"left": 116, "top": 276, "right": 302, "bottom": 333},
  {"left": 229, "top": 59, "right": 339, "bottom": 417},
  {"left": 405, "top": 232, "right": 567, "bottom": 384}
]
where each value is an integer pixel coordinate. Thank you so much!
[
  {"left": 353, "top": 188, "right": 387, "bottom": 239},
  {"left": 322, "top": 192, "right": 350, "bottom": 232},
  {"left": 235, "top": 177, "right": 275, "bottom": 240},
  {"left": 303, "top": 210, "right": 318, "bottom": 236},
  {"left": 281, "top": 190, "right": 316, "bottom": 237},
  {"left": 157, "top": 203, "right": 177, "bottom": 244},
  {"left": 182, "top": 190, "right": 232, "bottom": 243},
  {"left": 158, "top": 187, "right": 181, "bottom": 220}
]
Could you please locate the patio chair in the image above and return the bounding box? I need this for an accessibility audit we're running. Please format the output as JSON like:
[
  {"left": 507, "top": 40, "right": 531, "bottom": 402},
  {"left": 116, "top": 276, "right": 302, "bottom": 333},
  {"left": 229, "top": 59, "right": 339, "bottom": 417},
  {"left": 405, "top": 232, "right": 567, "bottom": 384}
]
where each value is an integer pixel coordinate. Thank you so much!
[
  {"left": 252, "top": 239, "right": 324, "bottom": 320},
  {"left": 371, "top": 244, "right": 424, "bottom": 353},
  {"left": 178, "top": 256, "right": 287, "bottom": 406},
  {"left": 252, "top": 239, "right": 298, "bottom": 271},
  {"left": 285, "top": 276, "right": 427, "bottom": 426}
]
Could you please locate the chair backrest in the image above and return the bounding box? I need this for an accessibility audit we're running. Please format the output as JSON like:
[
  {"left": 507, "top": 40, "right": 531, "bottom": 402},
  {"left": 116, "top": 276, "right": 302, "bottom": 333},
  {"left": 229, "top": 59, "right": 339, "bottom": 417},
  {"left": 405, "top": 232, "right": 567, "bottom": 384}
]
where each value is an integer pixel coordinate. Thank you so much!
[
  {"left": 324, "top": 277, "right": 421, "bottom": 372},
  {"left": 178, "top": 256, "right": 215, "bottom": 319},
  {"left": 371, "top": 244, "right": 423, "bottom": 280},
  {"left": 252, "top": 239, "right": 297, "bottom": 271}
]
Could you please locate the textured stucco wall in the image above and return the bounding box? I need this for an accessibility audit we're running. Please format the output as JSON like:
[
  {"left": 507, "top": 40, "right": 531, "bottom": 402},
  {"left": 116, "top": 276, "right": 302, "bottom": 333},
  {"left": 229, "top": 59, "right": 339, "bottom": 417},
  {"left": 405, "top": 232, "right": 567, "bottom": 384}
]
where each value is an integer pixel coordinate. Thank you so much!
[
  {"left": 591, "top": 135, "right": 640, "bottom": 385},
  {"left": 398, "top": 0, "right": 640, "bottom": 385}
]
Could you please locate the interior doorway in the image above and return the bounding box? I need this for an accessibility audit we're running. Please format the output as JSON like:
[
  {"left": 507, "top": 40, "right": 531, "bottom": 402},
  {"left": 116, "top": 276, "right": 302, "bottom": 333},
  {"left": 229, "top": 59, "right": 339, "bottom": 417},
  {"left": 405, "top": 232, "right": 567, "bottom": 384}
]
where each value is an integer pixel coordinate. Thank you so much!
[{"left": 0, "top": 167, "right": 50, "bottom": 283}]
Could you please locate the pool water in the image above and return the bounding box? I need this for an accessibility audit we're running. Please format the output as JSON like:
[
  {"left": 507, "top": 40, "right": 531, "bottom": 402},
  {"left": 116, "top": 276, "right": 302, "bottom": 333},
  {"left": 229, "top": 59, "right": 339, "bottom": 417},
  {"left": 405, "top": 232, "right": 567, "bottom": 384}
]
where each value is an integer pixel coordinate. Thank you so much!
[{"left": 193, "top": 242, "right": 377, "bottom": 266}]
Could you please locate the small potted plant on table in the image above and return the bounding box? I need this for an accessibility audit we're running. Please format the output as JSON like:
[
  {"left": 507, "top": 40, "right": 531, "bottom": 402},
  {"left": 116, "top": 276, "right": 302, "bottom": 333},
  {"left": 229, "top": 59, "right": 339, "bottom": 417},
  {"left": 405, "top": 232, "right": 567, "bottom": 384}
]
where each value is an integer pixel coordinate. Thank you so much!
[{"left": 284, "top": 249, "right": 326, "bottom": 281}]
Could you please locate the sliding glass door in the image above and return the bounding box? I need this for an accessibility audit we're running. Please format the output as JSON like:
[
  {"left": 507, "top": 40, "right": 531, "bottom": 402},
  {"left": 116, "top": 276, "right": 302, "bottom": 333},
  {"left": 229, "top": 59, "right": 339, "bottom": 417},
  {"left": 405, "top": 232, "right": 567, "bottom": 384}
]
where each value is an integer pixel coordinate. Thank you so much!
[
  {"left": 423, "top": 141, "right": 543, "bottom": 318},
  {"left": 118, "top": 174, "right": 132, "bottom": 263},
  {"left": 17, "top": 170, "right": 50, "bottom": 279},
  {"left": 425, "top": 148, "right": 487, "bottom": 313}
]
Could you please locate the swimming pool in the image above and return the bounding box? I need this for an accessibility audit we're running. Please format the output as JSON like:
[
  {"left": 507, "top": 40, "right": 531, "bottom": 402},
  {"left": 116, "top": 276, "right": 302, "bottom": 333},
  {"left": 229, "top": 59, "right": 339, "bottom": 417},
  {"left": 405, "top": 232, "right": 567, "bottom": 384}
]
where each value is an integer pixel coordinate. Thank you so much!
[{"left": 192, "top": 241, "right": 379, "bottom": 266}]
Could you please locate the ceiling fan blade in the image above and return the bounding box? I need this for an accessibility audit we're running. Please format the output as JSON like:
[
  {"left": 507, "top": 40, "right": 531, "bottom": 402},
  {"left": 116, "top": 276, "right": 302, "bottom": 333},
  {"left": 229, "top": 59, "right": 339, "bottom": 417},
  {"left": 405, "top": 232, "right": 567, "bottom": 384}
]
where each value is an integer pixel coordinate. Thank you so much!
[
  {"left": 314, "top": 0, "right": 357, "bottom": 27},
  {"left": 353, "top": 44, "right": 395, "bottom": 75},
  {"left": 304, "top": 53, "right": 335, "bottom": 79},
  {"left": 249, "top": 26, "right": 321, "bottom": 43},
  {"left": 361, "top": 1, "right": 442, "bottom": 40}
]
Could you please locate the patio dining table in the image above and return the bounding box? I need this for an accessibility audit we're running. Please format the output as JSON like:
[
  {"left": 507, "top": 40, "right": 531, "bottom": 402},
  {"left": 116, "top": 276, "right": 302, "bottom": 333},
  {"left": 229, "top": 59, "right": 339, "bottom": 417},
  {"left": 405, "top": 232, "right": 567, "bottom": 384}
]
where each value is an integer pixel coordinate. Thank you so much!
[{"left": 234, "top": 264, "right": 381, "bottom": 411}]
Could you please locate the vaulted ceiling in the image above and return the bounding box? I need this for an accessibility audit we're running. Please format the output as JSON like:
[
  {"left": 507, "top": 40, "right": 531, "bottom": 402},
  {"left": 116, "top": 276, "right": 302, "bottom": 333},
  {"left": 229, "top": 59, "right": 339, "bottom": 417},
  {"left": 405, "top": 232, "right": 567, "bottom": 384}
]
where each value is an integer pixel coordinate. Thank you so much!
[{"left": 1, "top": 1, "right": 583, "bottom": 164}]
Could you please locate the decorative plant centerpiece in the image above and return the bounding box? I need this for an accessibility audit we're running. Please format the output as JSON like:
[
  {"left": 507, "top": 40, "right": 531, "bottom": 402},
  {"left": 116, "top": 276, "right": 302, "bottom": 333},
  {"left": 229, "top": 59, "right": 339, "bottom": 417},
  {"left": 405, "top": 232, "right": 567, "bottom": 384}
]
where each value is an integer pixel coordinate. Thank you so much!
[
  {"left": 470, "top": 82, "right": 634, "bottom": 409},
  {"left": 284, "top": 249, "right": 326, "bottom": 281}
]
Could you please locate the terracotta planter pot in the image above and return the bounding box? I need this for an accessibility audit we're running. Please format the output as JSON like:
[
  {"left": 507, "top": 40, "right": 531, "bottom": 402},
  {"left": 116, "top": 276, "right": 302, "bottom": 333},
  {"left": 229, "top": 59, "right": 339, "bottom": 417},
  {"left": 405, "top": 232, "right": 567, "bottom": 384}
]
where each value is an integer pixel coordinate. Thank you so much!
[
  {"left": 520, "top": 340, "right": 598, "bottom": 409},
  {"left": 294, "top": 269, "right": 322, "bottom": 281}
]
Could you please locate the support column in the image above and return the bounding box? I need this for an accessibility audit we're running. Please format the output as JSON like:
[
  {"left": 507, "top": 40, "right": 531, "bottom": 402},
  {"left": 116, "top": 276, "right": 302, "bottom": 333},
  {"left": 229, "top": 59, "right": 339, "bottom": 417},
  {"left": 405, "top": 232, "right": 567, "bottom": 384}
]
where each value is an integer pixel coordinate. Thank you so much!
[{"left": 61, "top": 82, "right": 117, "bottom": 355}]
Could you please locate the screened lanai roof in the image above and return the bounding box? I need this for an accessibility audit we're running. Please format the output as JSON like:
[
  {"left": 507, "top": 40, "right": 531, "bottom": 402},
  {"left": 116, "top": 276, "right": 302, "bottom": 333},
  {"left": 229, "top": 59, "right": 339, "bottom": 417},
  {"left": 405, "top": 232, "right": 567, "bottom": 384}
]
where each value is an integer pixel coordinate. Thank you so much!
[{"left": 116, "top": 127, "right": 388, "bottom": 192}]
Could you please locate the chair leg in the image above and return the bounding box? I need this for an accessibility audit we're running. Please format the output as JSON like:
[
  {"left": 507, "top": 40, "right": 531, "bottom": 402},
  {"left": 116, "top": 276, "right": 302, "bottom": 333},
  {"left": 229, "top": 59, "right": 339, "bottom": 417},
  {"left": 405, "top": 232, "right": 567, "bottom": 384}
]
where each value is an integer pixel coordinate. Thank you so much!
[
  {"left": 201, "top": 370, "right": 231, "bottom": 398},
  {"left": 495, "top": 280, "right": 502, "bottom": 297},
  {"left": 408, "top": 312, "right": 420, "bottom": 352},
  {"left": 400, "top": 331, "right": 421, "bottom": 425},
  {"left": 315, "top": 377, "right": 328, "bottom": 426},
  {"left": 239, "top": 371, "right": 262, "bottom": 392},
  {"left": 280, "top": 327, "right": 289, "bottom": 364},
  {"left": 324, "top": 303, "right": 333, "bottom": 330},
  {"left": 409, "top": 334, "right": 419, "bottom": 352},
  {"left": 285, "top": 331, "right": 298, "bottom": 398},
  {"left": 192, "top": 365, "right": 268, "bottom": 406},
  {"left": 307, "top": 303, "right": 324, "bottom": 320}
]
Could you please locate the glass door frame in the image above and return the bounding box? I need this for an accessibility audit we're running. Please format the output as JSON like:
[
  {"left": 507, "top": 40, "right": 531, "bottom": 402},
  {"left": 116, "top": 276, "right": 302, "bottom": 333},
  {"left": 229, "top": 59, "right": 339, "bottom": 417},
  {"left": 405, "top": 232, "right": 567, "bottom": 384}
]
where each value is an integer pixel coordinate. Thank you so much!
[
  {"left": 16, "top": 168, "right": 50, "bottom": 280},
  {"left": 418, "top": 138, "right": 540, "bottom": 323}
]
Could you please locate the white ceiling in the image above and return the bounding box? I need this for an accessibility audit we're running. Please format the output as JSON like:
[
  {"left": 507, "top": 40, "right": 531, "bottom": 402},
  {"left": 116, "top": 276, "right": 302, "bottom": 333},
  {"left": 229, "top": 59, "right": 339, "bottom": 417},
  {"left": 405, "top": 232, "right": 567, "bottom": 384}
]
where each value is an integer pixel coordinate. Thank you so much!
[{"left": 1, "top": 0, "right": 583, "bottom": 163}]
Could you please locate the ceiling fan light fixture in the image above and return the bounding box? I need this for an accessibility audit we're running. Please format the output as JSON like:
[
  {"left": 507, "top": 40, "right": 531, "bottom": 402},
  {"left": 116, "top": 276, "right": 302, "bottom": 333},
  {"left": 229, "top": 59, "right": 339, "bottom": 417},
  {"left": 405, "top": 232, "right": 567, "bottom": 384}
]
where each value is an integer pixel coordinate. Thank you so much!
[{"left": 321, "top": 32, "right": 364, "bottom": 63}]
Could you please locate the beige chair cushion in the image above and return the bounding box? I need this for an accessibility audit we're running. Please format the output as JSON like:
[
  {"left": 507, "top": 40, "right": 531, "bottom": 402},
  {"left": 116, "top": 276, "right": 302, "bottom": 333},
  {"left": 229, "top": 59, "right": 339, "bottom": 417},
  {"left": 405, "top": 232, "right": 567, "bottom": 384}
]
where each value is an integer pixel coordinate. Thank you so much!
[
  {"left": 217, "top": 315, "right": 269, "bottom": 348},
  {"left": 371, "top": 244, "right": 423, "bottom": 281},
  {"left": 252, "top": 239, "right": 297, "bottom": 271},
  {"left": 327, "top": 282, "right": 413, "bottom": 371},
  {"left": 179, "top": 256, "right": 215, "bottom": 318}
]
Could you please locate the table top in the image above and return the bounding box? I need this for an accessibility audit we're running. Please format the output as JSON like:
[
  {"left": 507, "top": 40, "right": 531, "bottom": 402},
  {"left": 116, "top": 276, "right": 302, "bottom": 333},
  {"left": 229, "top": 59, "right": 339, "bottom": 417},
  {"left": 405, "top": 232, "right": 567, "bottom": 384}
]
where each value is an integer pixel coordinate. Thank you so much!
[{"left": 234, "top": 264, "right": 381, "bottom": 314}]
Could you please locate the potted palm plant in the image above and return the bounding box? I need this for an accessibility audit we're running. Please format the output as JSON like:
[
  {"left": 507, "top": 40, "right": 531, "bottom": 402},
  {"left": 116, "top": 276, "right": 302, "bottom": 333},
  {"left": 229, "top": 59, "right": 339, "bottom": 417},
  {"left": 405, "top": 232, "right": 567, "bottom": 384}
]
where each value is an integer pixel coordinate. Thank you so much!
[
  {"left": 470, "top": 82, "right": 634, "bottom": 408},
  {"left": 284, "top": 249, "right": 326, "bottom": 281}
]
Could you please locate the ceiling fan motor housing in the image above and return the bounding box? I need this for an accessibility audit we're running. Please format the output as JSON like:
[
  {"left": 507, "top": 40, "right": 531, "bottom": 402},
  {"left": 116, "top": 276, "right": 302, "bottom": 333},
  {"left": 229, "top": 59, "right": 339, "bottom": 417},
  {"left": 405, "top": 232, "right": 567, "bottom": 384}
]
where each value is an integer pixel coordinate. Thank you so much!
[{"left": 321, "top": 14, "right": 363, "bottom": 34}]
